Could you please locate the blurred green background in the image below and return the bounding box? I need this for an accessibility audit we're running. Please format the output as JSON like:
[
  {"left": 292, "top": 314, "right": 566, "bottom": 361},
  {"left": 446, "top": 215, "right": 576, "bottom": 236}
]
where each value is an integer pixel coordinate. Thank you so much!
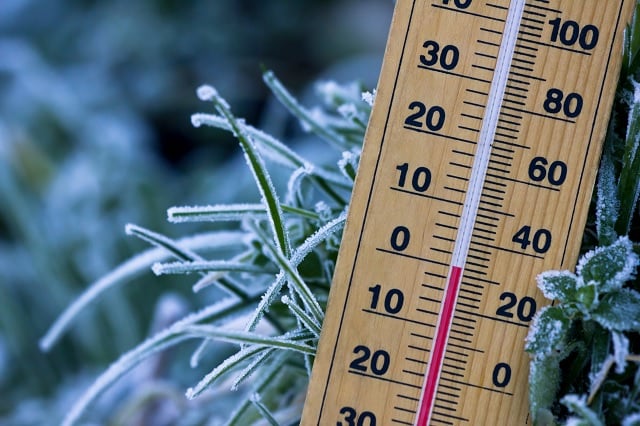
[{"left": 0, "top": 0, "right": 392, "bottom": 423}]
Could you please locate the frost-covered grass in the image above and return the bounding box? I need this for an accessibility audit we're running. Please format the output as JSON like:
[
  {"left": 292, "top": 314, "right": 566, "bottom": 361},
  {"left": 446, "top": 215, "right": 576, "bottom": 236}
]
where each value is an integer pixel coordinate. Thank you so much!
[
  {"left": 41, "top": 71, "right": 372, "bottom": 425},
  {"left": 35, "top": 5, "right": 640, "bottom": 425}
]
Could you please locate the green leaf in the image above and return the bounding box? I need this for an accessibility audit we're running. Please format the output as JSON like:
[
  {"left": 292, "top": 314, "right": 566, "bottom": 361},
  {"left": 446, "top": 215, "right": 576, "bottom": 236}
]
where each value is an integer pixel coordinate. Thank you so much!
[
  {"left": 576, "top": 237, "right": 639, "bottom": 292},
  {"left": 196, "top": 84, "right": 291, "bottom": 259},
  {"left": 592, "top": 288, "right": 640, "bottom": 331},
  {"left": 186, "top": 345, "right": 269, "bottom": 399},
  {"left": 526, "top": 306, "right": 570, "bottom": 356},
  {"left": 529, "top": 354, "right": 561, "bottom": 426},
  {"left": 250, "top": 393, "right": 280, "bottom": 426},
  {"left": 596, "top": 148, "right": 620, "bottom": 246},
  {"left": 536, "top": 270, "right": 581, "bottom": 303},
  {"left": 249, "top": 222, "right": 324, "bottom": 326},
  {"left": 561, "top": 394, "right": 604, "bottom": 426},
  {"left": 126, "top": 223, "right": 203, "bottom": 262},
  {"left": 617, "top": 81, "right": 640, "bottom": 235}
]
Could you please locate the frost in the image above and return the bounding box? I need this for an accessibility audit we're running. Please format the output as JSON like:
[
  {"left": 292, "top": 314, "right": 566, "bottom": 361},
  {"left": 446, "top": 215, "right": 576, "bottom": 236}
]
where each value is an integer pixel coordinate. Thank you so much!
[
  {"left": 286, "top": 166, "right": 311, "bottom": 205},
  {"left": 338, "top": 149, "right": 360, "bottom": 181},
  {"left": 168, "top": 204, "right": 268, "bottom": 223},
  {"left": 628, "top": 80, "right": 640, "bottom": 159},
  {"left": 592, "top": 288, "right": 640, "bottom": 331},
  {"left": 315, "top": 80, "right": 342, "bottom": 105},
  {"left": 525, "top": 306, "right": 570, "bottom": 356},
  {"left": 612, "top": 331, "right": 629, "bottom": 374},
  {"left": 190, "top": 112, "right": 220, "bottom": 128},
  {"left": 314, "top": 201, "right": 332, "bottom": 222},
  {"left": 152, "top": 260, "right": 273, "bottom": 276},
  {"left": 361, "top": 89, "right": 377, "bottom": 106},
  {"left": 576, "top": 236, "right": 639, "bottom": 292},
  {"left": 60, "top": 300, "right": 240, "bottom": 426},
  {"left": 623, "top": 412, "right": 640, "bottom": 426},
  {"left": 596, "top": 152, "right": 620, "bottom": 245},
  {"left": 337, "top": 103, "right": 357, "bottom": 119},
  {"left": 537, "top": 270, "right": 580, "bottom": 302},
  {"left": 40, "top": 231, "right": 241, "bottom": 351},
  {"left": 528, "top": 354, "right": 561, "bottom": 425},
  {"left": 196, "top": 84, "right": 218, "bottom": 102},
  {"left": 561, "top": 394, "right": 603, "bottom": 426}
]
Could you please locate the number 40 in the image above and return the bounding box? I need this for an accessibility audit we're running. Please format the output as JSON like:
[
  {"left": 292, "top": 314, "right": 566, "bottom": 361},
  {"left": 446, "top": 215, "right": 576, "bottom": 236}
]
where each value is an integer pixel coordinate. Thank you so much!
[{"left": 442, "top": 0, "right": 472, "bottom": 8}]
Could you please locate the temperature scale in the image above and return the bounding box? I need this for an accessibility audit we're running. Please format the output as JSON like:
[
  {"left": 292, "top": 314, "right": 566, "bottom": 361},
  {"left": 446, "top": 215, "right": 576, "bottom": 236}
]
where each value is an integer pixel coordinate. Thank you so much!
[{"left": 302, "top": 0, "right": 635, "bottom": 424}]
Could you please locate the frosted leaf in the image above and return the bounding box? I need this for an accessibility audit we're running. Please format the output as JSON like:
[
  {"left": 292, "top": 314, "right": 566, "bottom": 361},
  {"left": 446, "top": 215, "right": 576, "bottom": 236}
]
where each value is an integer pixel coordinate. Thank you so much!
[
  {"left": 565, "top": 418, "right": 591, "bottom": 426},
  {"left": 285, "top": 166, "right": 311, "bottom": 205},
  {"left": 152, "top": 260, "right": 273, "bottom": 276},
  {"left": 315, "top": 80, "right": 363, "bottom": 107},
  {"left": 592, "top": 288, "right": 640, "bottom": 331},
  {"left": 622, "top": 412, "right": 640, "bottom": 426},
  {"left": 337, "top": 103, "right": 357, "bottom": 120},
  {"left": 168, "top": 204, "right": 267, "bottom": 223},
  {"left": 186, "top": 345, "right": 265, "bottom": 399},
  {"left": 561, "top": 394, "right": 603, "bottom": 426},
  {"left": 537, "top": 270, "right": 580, "bottom": 302},
  {"left": 576, "top": 236, "right": 639, "bottom": 292},
  {"left": 314, "top": 201, "right": 332, "bottom": 222},
  {"left": 628, "top": 80, "right": 640, "bottom": 150},
  {"left": 338, "top": 149, "right": 360, "bottom": 182},
  {"left": 611, "top": 331, "right": 629, "bottom": 374},
  {"left": 362, "top": 89, "right": 377, "bottom": 107},
  {"left": 528, "top": 355, "right": 561, "bottom": 425},
  {"left": 525, "top": 306, "right": 570, "bottom": 356},
  {"left": 263, "top": 70, "right": 349, "bottom": 149},
  {"left": 595, "top": 151, "right": 620, "bottom": 245}
]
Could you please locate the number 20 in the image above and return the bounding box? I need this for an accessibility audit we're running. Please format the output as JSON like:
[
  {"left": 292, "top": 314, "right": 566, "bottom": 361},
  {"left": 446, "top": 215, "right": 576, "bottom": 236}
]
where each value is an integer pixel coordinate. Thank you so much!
[{"left": 405, "top": 102, "right": 446, "bottom": 131}]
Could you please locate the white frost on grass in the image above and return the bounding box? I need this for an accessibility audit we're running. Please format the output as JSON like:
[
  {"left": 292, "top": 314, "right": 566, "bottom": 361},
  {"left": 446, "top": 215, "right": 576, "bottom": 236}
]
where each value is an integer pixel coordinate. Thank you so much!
[
  {"left": 596, "top": 152, "right": 620, "bottom": 242},
  {"left": 168, "top": 204, "right": 268, "bottom": 223},
  {"left": 612, "top": 331, "right": 630, "bottom": 374},
  {"left": 361, "top": 89, "right": 377, "bottom": 106},
  {"left": 39, "top": 231, "right": 245, "bottom": 351},
  {"left": 622, "top": 412, "right": 640, "bottom": 426},
  {"left": 196, "top": 84, "right": 218, "bottom": 103}
]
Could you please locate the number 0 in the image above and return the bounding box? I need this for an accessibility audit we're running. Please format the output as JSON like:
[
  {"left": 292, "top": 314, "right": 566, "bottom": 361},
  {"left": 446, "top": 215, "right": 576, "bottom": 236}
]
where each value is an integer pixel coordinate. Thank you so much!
[{"left": 492, "top": 363, "right": 512, "bottom": 388}]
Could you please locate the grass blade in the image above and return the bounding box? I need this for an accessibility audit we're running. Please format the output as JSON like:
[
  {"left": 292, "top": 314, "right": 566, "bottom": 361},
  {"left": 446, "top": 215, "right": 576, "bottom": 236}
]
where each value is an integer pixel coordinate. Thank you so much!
[
  {"left": 263, "top": 70, "right": 350, "bottom": 150},
  {"left": 196, "top": 85, "right": 291, "bottom": 259},
  {"left": 152, "top": 260, "right": 275, "bottom": 276},
  {"left": 40, "top": 231, "right": 245, "bottom": 350}
]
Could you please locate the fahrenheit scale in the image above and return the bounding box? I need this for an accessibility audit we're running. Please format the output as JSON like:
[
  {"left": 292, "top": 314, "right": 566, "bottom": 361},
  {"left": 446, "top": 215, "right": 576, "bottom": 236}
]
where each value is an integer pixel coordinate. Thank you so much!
[{"left": 302, "top": 0, "right": 635, "bottom": 425}]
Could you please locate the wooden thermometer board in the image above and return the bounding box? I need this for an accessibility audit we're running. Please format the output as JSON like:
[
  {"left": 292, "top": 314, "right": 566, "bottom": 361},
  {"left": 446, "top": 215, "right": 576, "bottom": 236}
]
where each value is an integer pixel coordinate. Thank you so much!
[{"left": 302, "top": 0, "right": 635, "bottom": 425}]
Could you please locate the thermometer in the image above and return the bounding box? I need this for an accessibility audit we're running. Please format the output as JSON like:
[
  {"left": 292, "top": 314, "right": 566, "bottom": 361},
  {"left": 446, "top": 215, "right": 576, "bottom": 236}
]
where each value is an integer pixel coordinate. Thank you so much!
[{"left": 302, "top": 0, "right": 634, "bottom": 424}]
